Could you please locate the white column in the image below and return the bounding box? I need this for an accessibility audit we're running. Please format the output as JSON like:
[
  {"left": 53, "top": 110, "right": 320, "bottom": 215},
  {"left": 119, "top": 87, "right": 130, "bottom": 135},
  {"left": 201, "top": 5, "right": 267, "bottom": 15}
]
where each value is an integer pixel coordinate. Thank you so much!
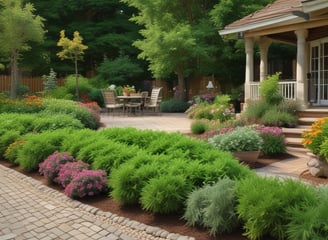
[
  {"left": 244, "top": 37, "right": 254, "bottom": 101},
  {"left": 295, "top": 29, "right": 308, "bottom": 109},
  {"left": 259, "top": 37, "right": 271, "bottom": 82}
]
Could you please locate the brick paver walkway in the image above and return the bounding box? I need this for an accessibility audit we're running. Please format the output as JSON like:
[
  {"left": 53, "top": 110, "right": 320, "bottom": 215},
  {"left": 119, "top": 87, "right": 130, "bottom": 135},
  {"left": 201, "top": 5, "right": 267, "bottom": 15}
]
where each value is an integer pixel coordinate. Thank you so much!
[{"left": 0, "top": 165, "right": 193, "bottom": 240}]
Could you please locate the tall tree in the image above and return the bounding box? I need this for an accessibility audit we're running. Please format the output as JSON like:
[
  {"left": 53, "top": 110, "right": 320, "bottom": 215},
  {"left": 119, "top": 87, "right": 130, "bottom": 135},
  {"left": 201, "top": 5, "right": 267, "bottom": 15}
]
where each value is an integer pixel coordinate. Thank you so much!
[
  {"left": 0, "top": 0, "right": 45, "bottom": 98},
  {"left": 121, "top": 0, "right": 220, "bottom": 100},
  {"left": 57, "top": 30, "right": 88, "bottom": 100}
]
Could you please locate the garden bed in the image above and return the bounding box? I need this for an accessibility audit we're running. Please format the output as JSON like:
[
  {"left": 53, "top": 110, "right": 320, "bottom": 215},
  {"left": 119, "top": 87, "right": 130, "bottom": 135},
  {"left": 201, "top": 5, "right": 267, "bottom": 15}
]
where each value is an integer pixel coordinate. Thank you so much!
[{"left": 2, "top": 153, "right": 321, "bottom": 240}]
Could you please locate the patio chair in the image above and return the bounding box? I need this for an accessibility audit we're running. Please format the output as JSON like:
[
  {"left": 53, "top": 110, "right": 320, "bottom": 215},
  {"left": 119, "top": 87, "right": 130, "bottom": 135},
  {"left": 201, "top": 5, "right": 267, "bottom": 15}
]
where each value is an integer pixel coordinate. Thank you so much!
[
  {"left": 125, "top": 92, "right": 143, "bottom": 115},
  {"left": 101, "top": 89, "right": 124, "bottom": 115},
  {"left": 144, "top": 87, "right": 162, "bottom": 114}
]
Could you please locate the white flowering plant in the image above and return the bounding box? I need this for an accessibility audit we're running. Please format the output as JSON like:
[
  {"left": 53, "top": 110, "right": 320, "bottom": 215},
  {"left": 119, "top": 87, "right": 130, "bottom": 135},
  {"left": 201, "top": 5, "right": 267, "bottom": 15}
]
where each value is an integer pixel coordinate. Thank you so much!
[{"left": 209, "top": 126, "right": 263, "bottom": 152}]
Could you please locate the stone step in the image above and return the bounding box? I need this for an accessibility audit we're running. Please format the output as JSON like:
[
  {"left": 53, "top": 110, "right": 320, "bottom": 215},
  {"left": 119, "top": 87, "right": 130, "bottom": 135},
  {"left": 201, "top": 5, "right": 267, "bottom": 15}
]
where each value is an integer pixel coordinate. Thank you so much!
[
  {"left": 285, "top": 137, "right": 303, "bottom": 148},
  {"left": 282, "top": 126, "right": 308, "bottom": 138},
  {"left": 286, "top": 146, "right": 310, "bottom": 154},
  {"left": 298, "top": 117, "right": 319, "bottom": 126},
  {"left": 298, "top": 109, "right": 328, "bottom": 119}
]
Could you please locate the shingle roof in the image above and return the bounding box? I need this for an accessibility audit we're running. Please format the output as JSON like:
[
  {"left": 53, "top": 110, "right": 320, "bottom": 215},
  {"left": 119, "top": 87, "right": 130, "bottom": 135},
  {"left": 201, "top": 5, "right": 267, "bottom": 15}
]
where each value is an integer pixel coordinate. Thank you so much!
[{"left": 225, "top": 0, "right": 303, "bottom": 29}]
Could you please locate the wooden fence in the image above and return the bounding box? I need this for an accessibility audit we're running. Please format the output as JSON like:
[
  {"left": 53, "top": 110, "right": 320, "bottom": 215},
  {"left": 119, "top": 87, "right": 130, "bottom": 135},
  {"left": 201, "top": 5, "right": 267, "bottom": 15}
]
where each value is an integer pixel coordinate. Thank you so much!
[
  {"left": 0, "top": 74, "right": 223, "bottom": 99},
  {"left": 0, "top": 75, "right": 64, "bottom": 93}
]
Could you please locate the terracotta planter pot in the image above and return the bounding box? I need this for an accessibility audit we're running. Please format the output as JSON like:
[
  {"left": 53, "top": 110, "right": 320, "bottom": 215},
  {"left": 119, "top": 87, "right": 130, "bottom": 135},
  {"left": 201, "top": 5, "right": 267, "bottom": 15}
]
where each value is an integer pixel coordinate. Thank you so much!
[{"left": 232, "top": 151, "right": 260, "bottom": 163}]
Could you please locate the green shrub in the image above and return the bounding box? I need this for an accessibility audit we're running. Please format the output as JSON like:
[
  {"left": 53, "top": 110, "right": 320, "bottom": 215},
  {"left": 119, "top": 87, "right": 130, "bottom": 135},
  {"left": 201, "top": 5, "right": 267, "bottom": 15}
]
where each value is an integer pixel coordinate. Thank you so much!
[
  {"left": 236, "top": 176, "right": 317, "bottom": 240},
  {"left": 160, "top": 98, "right": 190, "bottom": 112},
  {"left": 286, "top": 186, "right": 328, "bottom": 240},
  {"left": 0, "top": 113, "right": 35, "bottom": 133},
  {"left": 277, "top": 100, "right": 300, "bottom": 114},
  {"left": 259, "top": 73, "right": 283, "bottom": 105},
  {"left": 15, "top": 129, "right": 72, "bottom": 171},
  {"left": 191, "top": 121, "right": 209, "bottom": 134},
  {"left": 140, "top": 174, "right": 192, "bottom": 214},
  {"left": 260, "top": 108, "right": 298, "bottom": 127},
  {"left": 0, "top": 130, "right": 20, "bottom": 156},
  {"left": 60, "top": 129, "right": 95, "bottom": 155},
  {"left": 63, "top": 75, "right": 95, "bottom": 101},
  {"left": 42, "top": 98, "right": 98, "bottom": 129},
  {"left": 109, "top": 155, "right": 159, "bottom": 204},
  {"left": 75, "top": 136, "right": 113, "bottom": 164},
  {"left": 100, "top": 127, "right": 163, "bottom": 149},
  {"left": 260, "top": 132, "right": 286, "bottom": 155},
  {"left": 183, "top": 178, "right": 239, "bottom": 235},
  {"left": 241, "top": 100, "right": 269, "bottom": 123},
  {"left": 4, "top": 138, "right": 25, "bottom": 164},
  {"left": 145, "top": 133, "right": 185, "bottom": 155},
  {"left": 90, "top": 143, "right": 143, "bottom": 173},
  {"left": 32, "top": 113, "right": 84, "bottom": 132},
  {"left": 256, "top": 125, "right": 286, "bottom": 156},
  {"left": 45, "top": 87, "right": 74, "bottom": 100}
]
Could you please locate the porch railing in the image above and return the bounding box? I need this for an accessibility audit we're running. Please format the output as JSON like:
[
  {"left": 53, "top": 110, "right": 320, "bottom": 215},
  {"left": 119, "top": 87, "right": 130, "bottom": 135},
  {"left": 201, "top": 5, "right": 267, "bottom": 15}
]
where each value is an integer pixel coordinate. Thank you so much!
[{"left": 249, "top": 80, "right": 296, "bottom": 101}]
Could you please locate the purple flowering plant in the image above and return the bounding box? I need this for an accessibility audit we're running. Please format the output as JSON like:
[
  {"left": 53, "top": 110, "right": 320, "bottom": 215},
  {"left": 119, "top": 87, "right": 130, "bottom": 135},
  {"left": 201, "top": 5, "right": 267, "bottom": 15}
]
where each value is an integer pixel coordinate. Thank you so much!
[
  {"left": 39, "top": 151, "right": 75, "bottom": 182},
  {"left": 56, "top": 160, "right": 90, "bottom": 188},
  {"left": 255, "top": 125, "right": 286, "bottom": 155},
  {"left": 64, "top": 170, "right": 108, "bottom": 198}
]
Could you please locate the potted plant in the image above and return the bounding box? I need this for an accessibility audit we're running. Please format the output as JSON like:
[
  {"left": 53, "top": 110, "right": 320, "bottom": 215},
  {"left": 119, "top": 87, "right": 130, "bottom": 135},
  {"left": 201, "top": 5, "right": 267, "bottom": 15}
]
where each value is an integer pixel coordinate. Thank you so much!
[
  {"left": 122, "top": 85, "right": 136, "bottom": 96},
  {"left": 302, "top": 117, "right": 328, "bottom": 177},
  {"left": 209, "top": 126, "right": 263, "bottom": 163}
]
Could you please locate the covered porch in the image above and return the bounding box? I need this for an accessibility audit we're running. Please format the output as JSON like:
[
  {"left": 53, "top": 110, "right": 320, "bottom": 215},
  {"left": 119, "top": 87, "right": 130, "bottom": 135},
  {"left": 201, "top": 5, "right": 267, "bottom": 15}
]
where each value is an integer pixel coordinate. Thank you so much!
[{"left": 220, "top": 0, "right": 328, "bottom": 109}]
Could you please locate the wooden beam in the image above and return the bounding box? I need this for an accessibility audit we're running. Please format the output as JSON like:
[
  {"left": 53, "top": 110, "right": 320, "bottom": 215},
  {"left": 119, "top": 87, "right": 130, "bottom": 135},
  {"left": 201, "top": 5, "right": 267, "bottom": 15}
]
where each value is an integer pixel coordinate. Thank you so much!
[{"left": 245, "top": 18, "right": 328, "bottom": 38}]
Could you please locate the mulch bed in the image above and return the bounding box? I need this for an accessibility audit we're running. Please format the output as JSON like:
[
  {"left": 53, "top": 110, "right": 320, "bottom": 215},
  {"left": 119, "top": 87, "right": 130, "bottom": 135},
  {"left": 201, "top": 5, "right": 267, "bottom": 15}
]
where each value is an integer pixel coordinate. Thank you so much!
[{"left": 1, "top": 143, "right": 327, "bottom": 240}]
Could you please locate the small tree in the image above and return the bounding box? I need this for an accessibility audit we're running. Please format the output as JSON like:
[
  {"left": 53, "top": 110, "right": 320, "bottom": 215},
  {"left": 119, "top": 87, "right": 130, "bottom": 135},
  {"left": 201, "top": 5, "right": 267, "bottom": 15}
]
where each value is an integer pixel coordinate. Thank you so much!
[
  {"left": 42, "top": 68, "right": 57, "bottom": 91},
  {"left": 0, "top": 0, "right": 45, "bottom": 98},
  {"left": 57, "top": 30, "right": 88, "bottom": 100}
]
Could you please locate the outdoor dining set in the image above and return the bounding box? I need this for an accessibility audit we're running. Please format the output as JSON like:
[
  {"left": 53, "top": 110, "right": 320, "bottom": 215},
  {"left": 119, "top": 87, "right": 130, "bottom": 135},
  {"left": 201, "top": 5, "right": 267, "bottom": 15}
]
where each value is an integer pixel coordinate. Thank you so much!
[{"left": 101, "top": 87, "right": 162, "bottom": 116}]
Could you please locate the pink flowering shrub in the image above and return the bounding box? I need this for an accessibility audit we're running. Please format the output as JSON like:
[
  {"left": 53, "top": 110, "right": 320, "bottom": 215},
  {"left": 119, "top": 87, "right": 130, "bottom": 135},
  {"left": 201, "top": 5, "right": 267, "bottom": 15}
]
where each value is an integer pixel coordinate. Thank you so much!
[
  {"left": 64, "top": 170, "right": 107, "bottom": 198},
  {"left": 39, "top": 151, "right": 75, "bottom": 182},
  {"left": 255, "top": 125, "right": 286, "bottom": 155},
  {"left": 56, "top": 161, "right": 90, "bottom": 188},
  {"left": 255, "top": 125, "right": 283, "bottom": 136}
]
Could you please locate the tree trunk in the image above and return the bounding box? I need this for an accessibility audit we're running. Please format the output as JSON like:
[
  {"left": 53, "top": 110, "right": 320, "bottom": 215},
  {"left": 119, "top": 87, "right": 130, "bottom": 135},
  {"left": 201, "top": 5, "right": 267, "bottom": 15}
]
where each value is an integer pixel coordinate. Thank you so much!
[
  {"left": 74, "top": 57, "right": 79, "bottom": 101},
  {"left": 176, "top": 64, "right": 186, "bottom": 101},
  {"left": 10, "top": 51, "right": 18, "bottom": 98}
]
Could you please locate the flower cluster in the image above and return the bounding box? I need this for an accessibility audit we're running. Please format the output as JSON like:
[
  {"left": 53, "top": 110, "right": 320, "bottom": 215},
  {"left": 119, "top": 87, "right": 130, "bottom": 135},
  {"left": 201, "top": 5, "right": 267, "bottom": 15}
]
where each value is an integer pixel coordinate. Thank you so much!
[
  {"left": 23, "top": 95, "right": 42, "bottom": 106},
  {"left": 302, "top": 117, "right": 328, "bottom": 155},
  {"left": 64, "top": 170, "right": 107, "bottom": 198},
  {"left": 39, "top": 151, "right": 75, "bottom": 182},
  {"left": 38, "top": 151, "right": 108, "bottom": 198},
  {"left": 56, "top": 160, "right": 90, "bottom": 188},
  {"left": 255, "top": 125, "right": 283, "bottom": 136}
]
